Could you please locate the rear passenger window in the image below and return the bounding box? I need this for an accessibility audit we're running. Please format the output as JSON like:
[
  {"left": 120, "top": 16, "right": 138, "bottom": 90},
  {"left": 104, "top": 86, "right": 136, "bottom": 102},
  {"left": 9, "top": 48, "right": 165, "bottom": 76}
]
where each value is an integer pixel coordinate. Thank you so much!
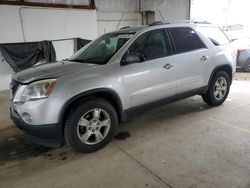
[
  {"left": 168, "top": 27, "right": 206, "bottom": 53},
  {"left": 197, "top": 26, "right": 230, "bottom": 46}
]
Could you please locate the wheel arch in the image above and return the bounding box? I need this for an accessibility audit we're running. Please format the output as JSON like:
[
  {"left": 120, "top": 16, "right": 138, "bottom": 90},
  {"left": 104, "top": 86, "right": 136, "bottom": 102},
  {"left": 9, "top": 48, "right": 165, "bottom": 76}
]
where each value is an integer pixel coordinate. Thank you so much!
[
  {"left": 208, "top": 64, "right": 233, "bottom": 87},
  {"left": 59, "top": 88, "right": 125, "bottom": 139},
  {"left": 243, "top": 58, "right": 250, "bottom": 71}
]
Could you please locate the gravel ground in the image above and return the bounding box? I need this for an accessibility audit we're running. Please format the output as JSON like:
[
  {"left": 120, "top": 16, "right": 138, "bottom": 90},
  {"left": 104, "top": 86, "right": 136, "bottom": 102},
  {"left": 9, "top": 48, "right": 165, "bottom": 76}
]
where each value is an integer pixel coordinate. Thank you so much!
[{"left": 235, "top": 71, "right": 250, "bottom": 80}]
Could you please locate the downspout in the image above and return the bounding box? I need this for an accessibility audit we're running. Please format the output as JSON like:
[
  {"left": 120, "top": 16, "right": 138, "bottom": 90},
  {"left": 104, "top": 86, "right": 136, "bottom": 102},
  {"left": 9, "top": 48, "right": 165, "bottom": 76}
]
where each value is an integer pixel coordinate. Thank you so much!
[
  {"left": 159, "top": 10, "right": 164, "bottom": 21},
  {"left": 139, "top": 0, "right": 144, "bottom": 25},
  {"left": 116, "top": 13, "right": 125, "bottom": 30},
  {"left": 89, "top": 0, "right": 95, "bottom": 8},
  {"left": 187, "top": 0, "right": 191, "bottom": 19},
  {"left": 18, "top": 7, "right": 26, "bottom": 42}
]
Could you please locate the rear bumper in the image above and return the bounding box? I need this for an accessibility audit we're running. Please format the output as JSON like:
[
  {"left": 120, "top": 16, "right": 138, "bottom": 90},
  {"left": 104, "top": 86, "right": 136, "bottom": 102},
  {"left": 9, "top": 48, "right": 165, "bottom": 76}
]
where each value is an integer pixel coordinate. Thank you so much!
[{"left": 11, "top": 108, "right": 63, "bottom": 148}]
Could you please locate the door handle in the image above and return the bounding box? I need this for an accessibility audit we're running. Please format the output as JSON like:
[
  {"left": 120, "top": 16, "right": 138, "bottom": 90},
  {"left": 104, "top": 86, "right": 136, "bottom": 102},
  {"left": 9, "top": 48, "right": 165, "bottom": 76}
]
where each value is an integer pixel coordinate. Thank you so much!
[
  {"left": 200, "top": 56, "right": 209, "bottom": 61},
  {"left": 163, "top": 63, "right": 174, "bottom": 69}
]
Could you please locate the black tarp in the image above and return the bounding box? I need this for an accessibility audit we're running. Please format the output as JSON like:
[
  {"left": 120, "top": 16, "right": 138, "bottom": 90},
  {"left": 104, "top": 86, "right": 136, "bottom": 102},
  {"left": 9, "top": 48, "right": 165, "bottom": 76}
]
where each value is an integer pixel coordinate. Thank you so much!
[
  {"left": 76, "top": 38, "right": 91, "bottom": 51},
  {"left": 0, "top": 41, "right": 56, "bottom": 72}
]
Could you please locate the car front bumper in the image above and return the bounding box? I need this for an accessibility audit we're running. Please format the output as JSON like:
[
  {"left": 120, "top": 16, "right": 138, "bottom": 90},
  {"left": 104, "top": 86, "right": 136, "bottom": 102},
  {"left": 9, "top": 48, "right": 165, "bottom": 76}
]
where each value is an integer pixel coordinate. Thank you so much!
[{"left": 11, "top": 107, "right": 63, "bottom": 148}]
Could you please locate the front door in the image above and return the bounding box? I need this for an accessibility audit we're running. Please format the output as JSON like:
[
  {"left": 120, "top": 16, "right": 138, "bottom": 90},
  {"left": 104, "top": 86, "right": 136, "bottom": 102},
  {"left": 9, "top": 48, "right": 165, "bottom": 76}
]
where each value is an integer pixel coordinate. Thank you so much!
[{"left": 121, "top": 29, "right": 177, "bottom": 109}]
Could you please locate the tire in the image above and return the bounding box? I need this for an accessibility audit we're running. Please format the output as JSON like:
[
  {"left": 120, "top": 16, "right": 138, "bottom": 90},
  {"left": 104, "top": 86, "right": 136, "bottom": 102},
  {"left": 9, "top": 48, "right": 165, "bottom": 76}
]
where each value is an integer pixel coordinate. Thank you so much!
[
  {"left": 202, "top": 71, "right": 230, "bottom": 106},
  {"left": 64, "top": 98, "right": 118, "bottom": 153},
  {"left": 243, "top": 62, "right": 250, "bottom": 72}
]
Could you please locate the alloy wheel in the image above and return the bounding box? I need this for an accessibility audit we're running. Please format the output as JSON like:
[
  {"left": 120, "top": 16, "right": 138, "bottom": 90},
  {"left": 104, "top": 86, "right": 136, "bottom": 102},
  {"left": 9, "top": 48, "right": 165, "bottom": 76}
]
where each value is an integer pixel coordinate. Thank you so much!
[
  {"left": 77, "top": 108, "right": 111, "bottom": 145},
  {"left": 213, "top": 77, "right": 228, "bottom": 100}
]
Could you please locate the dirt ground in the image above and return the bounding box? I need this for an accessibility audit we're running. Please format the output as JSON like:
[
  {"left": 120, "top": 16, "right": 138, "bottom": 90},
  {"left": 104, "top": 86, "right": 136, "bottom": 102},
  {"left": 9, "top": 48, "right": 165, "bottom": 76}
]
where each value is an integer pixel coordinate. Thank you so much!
[{"left": 234, "top": 70, "right": 250, "bottom": 80}]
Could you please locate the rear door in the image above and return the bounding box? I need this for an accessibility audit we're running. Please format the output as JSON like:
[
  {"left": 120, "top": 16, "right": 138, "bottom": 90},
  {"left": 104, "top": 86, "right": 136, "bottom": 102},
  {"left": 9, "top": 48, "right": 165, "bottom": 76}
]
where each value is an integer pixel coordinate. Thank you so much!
[
  {"left": 197, "top": 26, "right": 236, "bottom": 72},
  {"left": 168, "top": 27, "right": 211, "bottom": 94}
]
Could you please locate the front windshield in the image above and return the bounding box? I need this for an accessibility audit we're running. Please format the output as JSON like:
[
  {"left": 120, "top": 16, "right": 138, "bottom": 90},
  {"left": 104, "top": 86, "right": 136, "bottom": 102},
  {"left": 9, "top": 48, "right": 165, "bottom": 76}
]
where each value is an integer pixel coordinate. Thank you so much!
[{"left": 69, "top": 33, "right": 134, "bottom": 65}]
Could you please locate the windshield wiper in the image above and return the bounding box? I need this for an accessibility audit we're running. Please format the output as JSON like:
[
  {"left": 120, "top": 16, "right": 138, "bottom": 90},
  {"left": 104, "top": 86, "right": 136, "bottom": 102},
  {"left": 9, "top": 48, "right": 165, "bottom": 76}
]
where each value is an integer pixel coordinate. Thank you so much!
[
  {"left": 70, "top": 58, "right": 104, "bottom": 64},
  {"left": 68, "top": 59, "right": 88, "bottom": 63}
]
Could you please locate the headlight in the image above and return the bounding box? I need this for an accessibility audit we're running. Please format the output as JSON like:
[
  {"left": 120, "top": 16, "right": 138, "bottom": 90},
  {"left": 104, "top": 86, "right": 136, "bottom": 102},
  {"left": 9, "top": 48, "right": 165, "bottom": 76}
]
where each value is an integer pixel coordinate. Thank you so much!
[{"left": 20, "top": 79, "right": 57, "bottom": 102}]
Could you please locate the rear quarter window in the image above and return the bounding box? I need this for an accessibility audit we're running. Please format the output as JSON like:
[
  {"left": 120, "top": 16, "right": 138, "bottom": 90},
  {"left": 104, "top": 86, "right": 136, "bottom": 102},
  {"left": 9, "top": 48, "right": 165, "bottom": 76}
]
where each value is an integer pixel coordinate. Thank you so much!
[
  {"left": 197, "top": 26, "right": 230, "bottom": 46},
  {"left": 168, "top": 27, "right": 206, "bottom": 54}
]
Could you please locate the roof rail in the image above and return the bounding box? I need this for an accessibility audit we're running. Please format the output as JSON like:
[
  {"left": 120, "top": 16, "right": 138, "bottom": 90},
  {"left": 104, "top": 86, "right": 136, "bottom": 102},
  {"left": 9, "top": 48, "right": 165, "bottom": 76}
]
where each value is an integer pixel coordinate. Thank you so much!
[
  {"left": 148, "top": 20, "right": 211, "bottom": 27},
  {"left": 168, "top": 20, "right": 211, "bottom": 24},
  {"left": 119, "top": 26, "right": 131, "bottom": 30},
  {"left": 149, "top": 21, "right": 167, "bottom": 26}
]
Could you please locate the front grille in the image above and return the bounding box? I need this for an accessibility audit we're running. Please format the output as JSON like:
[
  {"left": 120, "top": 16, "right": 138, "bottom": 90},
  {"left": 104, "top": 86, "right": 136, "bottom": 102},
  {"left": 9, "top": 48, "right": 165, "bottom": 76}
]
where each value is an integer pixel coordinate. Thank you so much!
[{"left": 10, "top": 79, "right": 20, "bottom": 98}]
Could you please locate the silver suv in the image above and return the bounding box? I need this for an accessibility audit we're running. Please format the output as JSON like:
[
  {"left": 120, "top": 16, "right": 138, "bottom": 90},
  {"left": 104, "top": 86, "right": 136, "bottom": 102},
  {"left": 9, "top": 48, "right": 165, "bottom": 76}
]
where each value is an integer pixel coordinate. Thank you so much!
[{"left": 10, "top": 22, "right": 236, "bottom": 153}]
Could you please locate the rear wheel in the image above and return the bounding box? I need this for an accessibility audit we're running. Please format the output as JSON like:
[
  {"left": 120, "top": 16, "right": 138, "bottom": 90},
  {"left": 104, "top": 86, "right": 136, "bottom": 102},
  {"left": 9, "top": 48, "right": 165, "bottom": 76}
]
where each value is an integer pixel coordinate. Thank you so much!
[
  {"left": 64, "top": 98, "right": 118, "bottom": 153},
  {"left": 202, "top": 71, "right": 230, "bottom": 106}
]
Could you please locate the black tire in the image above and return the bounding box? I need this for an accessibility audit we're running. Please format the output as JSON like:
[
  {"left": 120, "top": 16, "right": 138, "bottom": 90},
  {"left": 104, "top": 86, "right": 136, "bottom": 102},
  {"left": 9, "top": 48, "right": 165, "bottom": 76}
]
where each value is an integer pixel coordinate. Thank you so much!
[
  {"left": 243, "top": 62, "right": 250, "bottom": 72},
  {"left": 64, "top": 98, "right": 118, "bottom": 153},
  {"left": 202, "top": 70, "right": 230, "bottom": 106}
]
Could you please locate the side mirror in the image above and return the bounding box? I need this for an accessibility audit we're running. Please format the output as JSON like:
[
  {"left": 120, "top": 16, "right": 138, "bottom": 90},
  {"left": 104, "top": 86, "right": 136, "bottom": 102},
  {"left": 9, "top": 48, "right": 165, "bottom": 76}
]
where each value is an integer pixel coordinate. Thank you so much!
[{"left": 121, "top": 52, "right": 145, "bottom": 65}]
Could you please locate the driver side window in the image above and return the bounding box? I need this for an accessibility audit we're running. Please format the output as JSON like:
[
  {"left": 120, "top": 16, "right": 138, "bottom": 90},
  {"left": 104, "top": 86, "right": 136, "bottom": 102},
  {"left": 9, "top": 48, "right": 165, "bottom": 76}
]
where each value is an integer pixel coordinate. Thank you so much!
[{"left": 126, "top": 29, "right": 172, "bottom": 61}]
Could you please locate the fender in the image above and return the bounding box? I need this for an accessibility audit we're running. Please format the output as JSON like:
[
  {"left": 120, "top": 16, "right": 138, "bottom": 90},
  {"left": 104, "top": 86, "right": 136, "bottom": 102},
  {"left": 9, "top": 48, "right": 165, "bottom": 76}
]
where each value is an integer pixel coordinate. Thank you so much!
[
  {"left": 58, "top": 88, "right": 125, "bottom": 137},
  {"left": 205, "top": 64, "right": 233, "bottom": 93}
]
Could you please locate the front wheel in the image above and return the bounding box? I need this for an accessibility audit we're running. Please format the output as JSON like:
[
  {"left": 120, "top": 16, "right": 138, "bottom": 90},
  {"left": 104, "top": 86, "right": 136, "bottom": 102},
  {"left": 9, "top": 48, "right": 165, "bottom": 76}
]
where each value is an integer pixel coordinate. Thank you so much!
[
  {"left": 64, "top": 98, "right": 118, "bottom": 153},
  {"left": 202, "top": 71, "right": 230, "bottom": 106}
]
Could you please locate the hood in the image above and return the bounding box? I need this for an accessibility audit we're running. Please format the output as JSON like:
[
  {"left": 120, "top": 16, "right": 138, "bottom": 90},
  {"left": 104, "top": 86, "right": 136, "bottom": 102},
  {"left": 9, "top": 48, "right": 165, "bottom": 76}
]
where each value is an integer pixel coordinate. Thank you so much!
[{"left": 12, "top": 61, "right": 98, "bottom": 83}]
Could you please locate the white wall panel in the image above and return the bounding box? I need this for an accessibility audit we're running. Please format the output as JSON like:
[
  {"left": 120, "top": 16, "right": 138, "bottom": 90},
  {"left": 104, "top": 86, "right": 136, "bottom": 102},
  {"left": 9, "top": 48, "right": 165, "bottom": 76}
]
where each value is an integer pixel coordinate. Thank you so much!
[
  {"left": 97, "top": 12, "right": 141, "bottom": 35},
  {"left": 25, "top": 0, "right": 89, "bottom": 5},
  {"left": 64, "top": 10, "right": 98, "bottom": 40},
  {"left": 0, "top": 56, "right": 13, "bottom": 90},
  {"left": 142, "top": 0, "right": 190, "bottom": 21},
  {"left": 21, "top": 8, "right": 98, "bottom": 42},
  {"left": 95, "top": 0, "right": 138, "bottom": 12},
  {"left": 21, "top": 8, "right": 65, "bottom": 41},
  {"left": 0, "top": 6, "right": 24, "bottom": 43},
  {"left": 95, "top": 0, "right": 141, "bottom": 35},
  {"left": 52, "top": 39, "right": 74, "bottom": 60}
]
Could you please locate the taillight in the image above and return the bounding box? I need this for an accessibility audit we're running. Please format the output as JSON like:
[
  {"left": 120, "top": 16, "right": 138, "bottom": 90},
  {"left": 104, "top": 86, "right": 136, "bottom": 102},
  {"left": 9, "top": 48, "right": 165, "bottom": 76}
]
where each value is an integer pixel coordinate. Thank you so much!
[{"left": 237, "top": 49, "right": 246, "bottom": 55}]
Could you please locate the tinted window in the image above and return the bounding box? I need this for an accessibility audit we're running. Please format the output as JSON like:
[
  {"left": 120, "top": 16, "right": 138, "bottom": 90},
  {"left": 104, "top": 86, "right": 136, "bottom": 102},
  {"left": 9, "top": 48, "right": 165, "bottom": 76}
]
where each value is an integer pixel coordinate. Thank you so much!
[
  {"left": 169, "top": 27, "right": 206, "bottom": 53},
  {"left": 197, "top": 26, "right": 230, "bottom": 46},
  {"left": 127, "top": 29, "right": 172, "bottom": 61}
]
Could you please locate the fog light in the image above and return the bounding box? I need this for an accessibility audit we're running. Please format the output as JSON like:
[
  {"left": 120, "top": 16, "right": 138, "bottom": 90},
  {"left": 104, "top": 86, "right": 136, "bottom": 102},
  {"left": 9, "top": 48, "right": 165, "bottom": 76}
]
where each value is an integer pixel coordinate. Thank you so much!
[{"left": 22, "top": 112, "right": 32, "bottom": 123}]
